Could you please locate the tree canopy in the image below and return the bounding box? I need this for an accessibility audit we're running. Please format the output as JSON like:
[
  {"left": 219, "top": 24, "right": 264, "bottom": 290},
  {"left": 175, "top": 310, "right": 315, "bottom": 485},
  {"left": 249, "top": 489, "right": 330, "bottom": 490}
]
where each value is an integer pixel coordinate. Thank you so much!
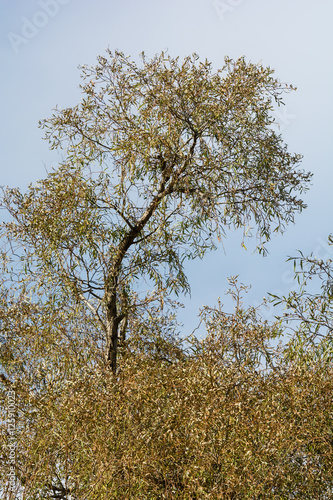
[
  {"left": 3, "top": 51, "right": 332, "bottom": 499},
  {"left": 1, "top": 50, "right": 311, "bottom": 373}
]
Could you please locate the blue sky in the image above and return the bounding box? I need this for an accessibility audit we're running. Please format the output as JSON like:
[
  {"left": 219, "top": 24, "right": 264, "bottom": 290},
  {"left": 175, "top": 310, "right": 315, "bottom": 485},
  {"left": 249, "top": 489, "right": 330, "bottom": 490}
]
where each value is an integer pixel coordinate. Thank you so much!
[{"left": 1, "top": 0, "right": 332, "bottom": 333}]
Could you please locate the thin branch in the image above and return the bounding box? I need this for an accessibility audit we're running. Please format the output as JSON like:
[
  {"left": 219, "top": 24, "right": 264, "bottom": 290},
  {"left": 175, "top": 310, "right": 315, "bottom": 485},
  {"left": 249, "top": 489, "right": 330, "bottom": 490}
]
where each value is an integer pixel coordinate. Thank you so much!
[{"left": 79, "top": 294, "right": 107, "bottom": 333}]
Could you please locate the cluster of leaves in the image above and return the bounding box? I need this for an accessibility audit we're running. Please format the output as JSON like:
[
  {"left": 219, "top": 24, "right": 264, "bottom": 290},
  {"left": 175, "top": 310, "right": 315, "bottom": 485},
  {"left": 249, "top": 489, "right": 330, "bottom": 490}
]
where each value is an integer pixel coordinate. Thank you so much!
[
  {"left": 1, "top": 274, "right": 333, "bottom": 499},
  {"left": 271, "top": 238, "right": 333, "bottom": 365}
]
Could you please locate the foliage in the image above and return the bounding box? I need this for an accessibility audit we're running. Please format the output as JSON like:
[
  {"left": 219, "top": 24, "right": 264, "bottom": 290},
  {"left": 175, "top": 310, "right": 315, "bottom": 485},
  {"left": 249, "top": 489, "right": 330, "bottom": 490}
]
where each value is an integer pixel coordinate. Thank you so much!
[
  {"left": 0, "top": 50, "right": 310, "bottom": 372},
  {"left": 1, "top": 51, "right": 327, "bottom": 498},
  {"left": 270, "top": 234, "right": 333, "bottom": 364},
  {"left": 1, "top": 281, "right": 333, "bottom": 498}
]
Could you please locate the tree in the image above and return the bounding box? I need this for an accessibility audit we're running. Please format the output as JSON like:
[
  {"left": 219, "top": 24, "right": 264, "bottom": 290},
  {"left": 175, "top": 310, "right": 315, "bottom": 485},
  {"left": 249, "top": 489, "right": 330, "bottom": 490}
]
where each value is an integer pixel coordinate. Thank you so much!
[{"left": 0, "top": 50, "right": 311, "bottom": 374}]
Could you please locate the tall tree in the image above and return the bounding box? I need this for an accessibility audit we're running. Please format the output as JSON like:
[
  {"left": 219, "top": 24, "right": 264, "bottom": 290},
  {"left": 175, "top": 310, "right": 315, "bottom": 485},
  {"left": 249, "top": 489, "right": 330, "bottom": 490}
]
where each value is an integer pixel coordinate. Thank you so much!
[{"left": 1, "top": 50, "right": 311, "bottom": 373}]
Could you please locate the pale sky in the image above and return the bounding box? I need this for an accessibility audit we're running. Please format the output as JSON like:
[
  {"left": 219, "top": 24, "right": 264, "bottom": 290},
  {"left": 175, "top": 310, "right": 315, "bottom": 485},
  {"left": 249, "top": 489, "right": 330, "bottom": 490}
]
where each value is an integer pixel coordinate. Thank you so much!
[{"left": 1, "top": 0, "right": 333, "bottom": 334}]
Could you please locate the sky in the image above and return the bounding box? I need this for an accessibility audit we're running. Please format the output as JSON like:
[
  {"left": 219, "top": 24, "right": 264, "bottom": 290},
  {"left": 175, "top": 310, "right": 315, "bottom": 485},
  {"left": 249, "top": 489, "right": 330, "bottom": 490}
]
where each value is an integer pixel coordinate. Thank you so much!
[{"left": 1, "top": 0, "right": 333, "bottom": 335}]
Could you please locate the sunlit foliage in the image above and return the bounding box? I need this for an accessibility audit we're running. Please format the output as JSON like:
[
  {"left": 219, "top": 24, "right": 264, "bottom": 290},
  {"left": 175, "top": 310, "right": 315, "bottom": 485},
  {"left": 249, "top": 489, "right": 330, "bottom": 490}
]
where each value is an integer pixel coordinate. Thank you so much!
[{"left": 1, "top": 51, "right": 328, "bottom": 499}]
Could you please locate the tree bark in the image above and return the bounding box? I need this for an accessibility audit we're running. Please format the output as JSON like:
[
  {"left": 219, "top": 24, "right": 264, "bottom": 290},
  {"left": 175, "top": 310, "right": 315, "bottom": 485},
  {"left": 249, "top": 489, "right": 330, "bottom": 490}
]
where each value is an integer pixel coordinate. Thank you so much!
[{"left": 105, "top": 276, "right": 119, "bottom": 373}]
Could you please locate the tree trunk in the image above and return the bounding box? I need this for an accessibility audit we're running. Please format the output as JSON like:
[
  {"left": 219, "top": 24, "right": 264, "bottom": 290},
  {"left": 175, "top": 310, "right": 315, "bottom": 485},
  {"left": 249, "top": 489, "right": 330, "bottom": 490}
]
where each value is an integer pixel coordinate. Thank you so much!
[
  {"left": 106, "top": 315, "right": 118, "bottom": 374},
  {"left": 106, "top": 276, "right": 119, "bottom": 374}
]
